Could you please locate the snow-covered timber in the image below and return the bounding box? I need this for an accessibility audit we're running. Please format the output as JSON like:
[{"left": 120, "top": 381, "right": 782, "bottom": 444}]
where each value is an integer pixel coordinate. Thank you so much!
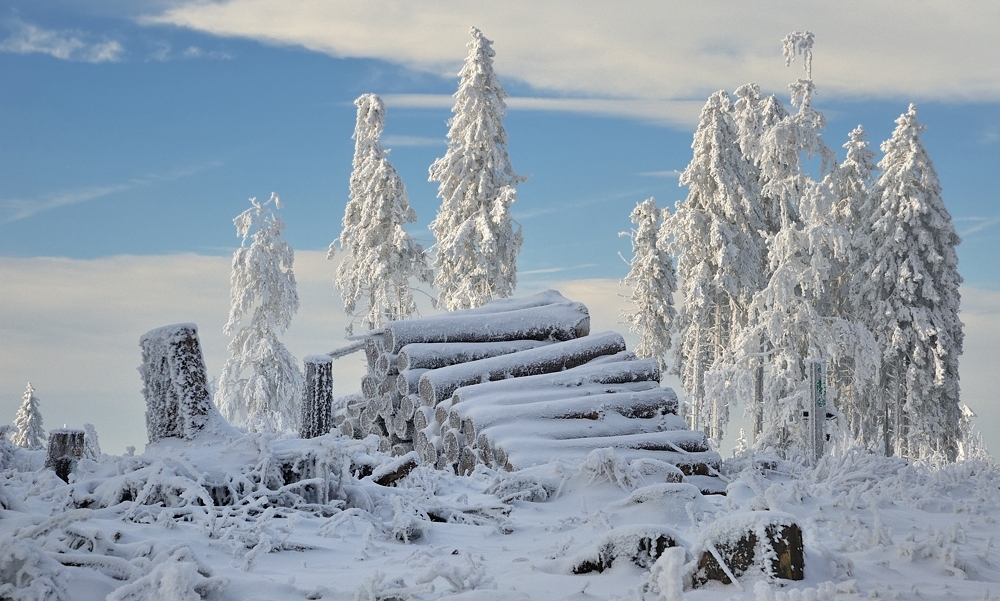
[
  {"left": 498, "top": 445, "right": 721, "bottom": 475},
  {"left": 139, "top": 323, "right": 214, "bottom": 442},
  {"left": 458, "top": 388, "right": 680, "bottom": 442},
  {"left": 300, "top": 355, "right": 334, "bottom": 439},
  {"left": 451, "top": 358, "right": 661, "bottom": 406},
  {"left": 398, "top": 339, "right": 551, "bottom": 371},
  {"left": 380, "top": 301, "right": 591, "bottom": 354},
  {"left": 374, "top": 353, "right": 399, "bottom": 378},
  {"left": 493, "top": 430, "right": 710, "bottom": 466},
  {"left": 371, "top": 451, "right": 420, "bottom": 486},
  {"left": 396, "top": 369, "right": 428, "bottom": 395},
  {"left": 476, "top": 414, "right": 689, "bottom": 466},
  {"left": 45, "top": 428, "right": 85, "bottom": 482},
  {"left": 418, "top": 332, "right": 627, "bottom": 406}
]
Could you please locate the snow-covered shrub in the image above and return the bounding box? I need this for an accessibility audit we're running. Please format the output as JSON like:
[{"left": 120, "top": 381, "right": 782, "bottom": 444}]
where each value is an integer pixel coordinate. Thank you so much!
[
  {"left": 82, "top": 423, "right": 101, "bottom": 461},
  {"left": 0, "top": 536, "right": 70, "bottom": 601},
  {"left": 484, "top": 471, "right": 559, "bottom": 503},
  {"left": 578, "top": 447, "right": 646, "bottom": 490},
  {"left": 413, "top": 553, "right": 496, "bottom": 593},
  {"left": 106, "top": 546, "right": 227, "bottom": 601}
]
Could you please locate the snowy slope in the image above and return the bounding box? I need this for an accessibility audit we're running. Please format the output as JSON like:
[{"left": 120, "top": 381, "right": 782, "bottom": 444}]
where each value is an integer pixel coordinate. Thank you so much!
[{"left": 2, "top": 431, "right": 998, "bottom": 601}]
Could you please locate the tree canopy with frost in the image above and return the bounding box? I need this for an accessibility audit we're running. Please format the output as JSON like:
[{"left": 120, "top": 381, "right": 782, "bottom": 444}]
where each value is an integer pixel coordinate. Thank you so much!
[
  {"left": 620, "top": 198, "right": 676, "bottom": 372},
  {"left": 331, "top": 93, "right": 432, "bottom": 334},
  {"left": 12, "top": 382, "right": 45, "bottom": 450},
  {"left": 706, "top": 173, "right": 878, "bottom": 451},
  {"left": 429, "top": 27, "right": 526, "bottom": 311},
  {"left": 855, "top": 104, "right": 963, "bottom": 460},
  {"left": 665, "top": 90, "right": 766, "bottom": 440},
  {"left": 217, "top": 193, "right": 303, "bottom": 434}
]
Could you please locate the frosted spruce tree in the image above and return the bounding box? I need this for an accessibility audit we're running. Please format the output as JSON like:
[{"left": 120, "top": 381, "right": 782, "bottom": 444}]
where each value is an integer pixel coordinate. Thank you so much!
[
  {"left": 12, "top": 382, "right": 45, "bottom": 450},
  {"left": 856, "top": 105, "right": 963, "bottom": 460},
  {"left": 826, "top": 126, "right": 879, "bottom": 446},
  {"left": 665, "top": 90, "right": 766, "bottom": 441},
  {"left": 429, "top": 27, "right": 526, "bottom": 311},
  {"left": 217, "top": 193, "right": 304, "bottom": 434},
  {"left": 707, "top": 174, "right": 878, "bottom": 455},
  {"left": 621, "top": 198, "right": 676, "bottom": 372},
  {"left": 331, "top": 94, "right": 432, "bottom": 334}
]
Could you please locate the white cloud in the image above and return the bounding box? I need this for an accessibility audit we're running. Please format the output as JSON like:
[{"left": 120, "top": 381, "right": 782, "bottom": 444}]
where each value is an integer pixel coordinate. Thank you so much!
[
  {"left": 3, "top": 254, "right": 995, "bottom": 458},
  {"left": 0, "top": 162, "right": 221, "bottom": 222},
  {"left": 0, "top": 22, "right": 123, "bottom": 63},
  {"left": 141, "top": 1, "right": 1000, "bottom": 105}
]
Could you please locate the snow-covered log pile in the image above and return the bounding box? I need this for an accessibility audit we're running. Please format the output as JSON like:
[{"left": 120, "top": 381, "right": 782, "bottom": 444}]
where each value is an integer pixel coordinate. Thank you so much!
[{"left": 341, "top": 291, "right": 723, "bottom": 488}]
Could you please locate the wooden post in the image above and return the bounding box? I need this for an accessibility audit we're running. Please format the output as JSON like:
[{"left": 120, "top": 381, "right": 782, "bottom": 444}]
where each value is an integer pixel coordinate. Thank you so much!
[
  {"left": 139, "top": 323, "right": 214, "bottom": 443},
  {"left": 300, "top": 355, "right": 334, "bottom": 439},
  {"left": 807, "top": 359, "right": 827, "bottom": 463},
  {"left": 45, "top": 428, "right": 85, "bottom": 482}
]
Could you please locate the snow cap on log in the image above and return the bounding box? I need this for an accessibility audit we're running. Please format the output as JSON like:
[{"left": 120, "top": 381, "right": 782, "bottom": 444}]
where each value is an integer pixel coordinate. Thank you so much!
[
  {"left": 381, "top": 298, "right": 591, "bottom": 354},
  {"left": 398, "top": 339, "right": 552, "bottom": 371},
  {"left": 417, "top": 331, "right": 626, "bottom": 406},
  {"left": 138, "top": 323, "right": 214, "bottom": 443}
]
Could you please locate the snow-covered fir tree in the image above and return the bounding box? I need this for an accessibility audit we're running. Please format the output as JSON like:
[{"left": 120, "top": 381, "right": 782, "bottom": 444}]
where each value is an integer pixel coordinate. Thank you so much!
[
  {"left": 428, "top": 27, "right": 526, "bottom": 311},
  {"left": 665, "top": 90, "right": 766, "bottom": 441},
  {"left": 216, "top": 193, "right": 304, "bottom": 434},
  {"left": 706, "top": 174, "right": 878, "bottom": 454},
  {"left": 331, "top": 93, "right": 432, "bottom": 334},
  {"left": 827, "top": 125, "right": 879, "bottom": 447},
  {"left": 11, "top": 382, "right": 45, "bottom": 450},
  {"left": 620, "top": 198, "right": 676, "bottom": 372},
  {"left": 855, "top": 104, "right": 963, "bottom": 460}
]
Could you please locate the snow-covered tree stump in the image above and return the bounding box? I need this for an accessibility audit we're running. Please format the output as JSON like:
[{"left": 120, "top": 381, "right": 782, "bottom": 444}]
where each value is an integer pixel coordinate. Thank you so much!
[
  {"left": 139, "top": 323, "right": 214, "bottom": 443},
  {"left": 300, "top": 355, "right": 334, "bottom": 439},
  {"left": 45, "top": 428, "right": 85, "bottom": 482},
  {"left": 693, "top": 512, "right": 804, "bottom": 585}
]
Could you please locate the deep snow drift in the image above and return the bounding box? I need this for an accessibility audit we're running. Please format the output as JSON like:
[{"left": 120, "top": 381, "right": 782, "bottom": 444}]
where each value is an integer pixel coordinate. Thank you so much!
[{"left": 2, "top": 428, "right": 998, "bottom": 601}]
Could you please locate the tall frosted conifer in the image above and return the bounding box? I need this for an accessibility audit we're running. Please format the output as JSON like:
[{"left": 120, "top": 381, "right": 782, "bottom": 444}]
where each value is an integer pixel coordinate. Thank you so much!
[
  {"left": 666, "top": 90, "right": 766, "bottom": 441},
  {"left": 332, "top": 94, "right": 432, "bottom": 333},
  {"left": 12, "top": 382, "right": 45, "bottom": 450},
  {"left": 217, "top": 193, "right": 303, "bottom": 434},
  {"left": 429, "top": 27, "right": 526, "bottom": 311},
  {"left": 856, "top": 105, "right": 963, "bottom": 460},
  {"left": 621, "top": 198, "right": 676, "bottom": 372}
]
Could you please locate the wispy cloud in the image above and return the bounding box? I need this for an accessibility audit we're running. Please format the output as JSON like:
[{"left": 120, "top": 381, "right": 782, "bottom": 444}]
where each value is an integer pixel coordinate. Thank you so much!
[
  {"left": 639, "top": 170, "right": 682, "bottom": 178},
  {"left": 382, "top": 94, "right": 702, "bottom": 127},
  {"left": 382, "top": 135, "right": 446, "bottom": 147},
  {"left": 0, "top": 22, "right": 123, "bottom": 63},
  {"left": 149, "top": 42, "right": 233, "bottom": 62},
  {"left": 0, "top": 162, "right": 221, "bottom": 223},
  {"left": 957, "top": 216, "right": 1000, "bottom": 237},
  {"left": 520, "top": 263, "right": 598, "bottom": 276},
  {"left": 144, "top": 1, "right": 1000, "bottom": 103}
]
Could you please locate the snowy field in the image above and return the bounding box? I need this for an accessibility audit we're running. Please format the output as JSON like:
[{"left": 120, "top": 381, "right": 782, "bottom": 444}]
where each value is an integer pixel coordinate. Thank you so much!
[{"left": 3, "top": 427, "right": 998, "bottom": 601}]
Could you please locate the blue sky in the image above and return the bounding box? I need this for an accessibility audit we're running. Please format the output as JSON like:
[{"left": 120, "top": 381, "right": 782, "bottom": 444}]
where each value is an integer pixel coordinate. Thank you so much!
[{"left": 2, "top": 1, "right": 999, "bottom": 454}]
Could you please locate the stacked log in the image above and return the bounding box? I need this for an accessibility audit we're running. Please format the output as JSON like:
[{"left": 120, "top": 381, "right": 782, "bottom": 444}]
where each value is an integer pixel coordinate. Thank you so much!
[
  {"left": 341, "top": 291, "right": 592, "bottom": 457},
  {"left": 341, "top": 291, "right": 722, "bottom": 488}
]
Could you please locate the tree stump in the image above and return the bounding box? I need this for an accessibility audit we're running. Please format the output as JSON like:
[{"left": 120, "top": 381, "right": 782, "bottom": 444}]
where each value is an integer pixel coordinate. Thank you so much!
[
  {"left": 694, "top": 514, "right": 804, "bottom": 586},
  {"left": 45, "top": 428, "right": 85, "bottom": 482},
  {"left": 300, "top": 355, "right": 334, "bottom": 439},
  {"left": 139, "top": 323, "right": 214, "bottom": 443}
]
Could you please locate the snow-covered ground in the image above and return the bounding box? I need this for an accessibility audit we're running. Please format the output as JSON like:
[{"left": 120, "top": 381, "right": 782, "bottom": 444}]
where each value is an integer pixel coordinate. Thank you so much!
[{"left": 2, "top": 429, "right": 998, "bottom": 601}]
